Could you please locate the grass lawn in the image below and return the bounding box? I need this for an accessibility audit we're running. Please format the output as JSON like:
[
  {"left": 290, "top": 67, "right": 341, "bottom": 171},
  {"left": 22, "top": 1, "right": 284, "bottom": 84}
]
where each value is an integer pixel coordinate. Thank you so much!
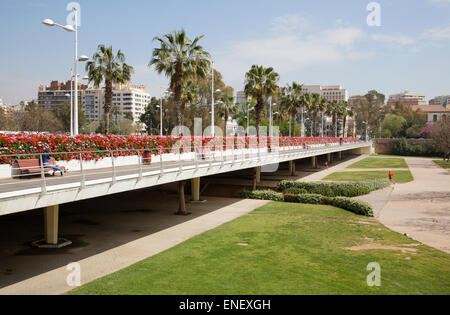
[
  {"left": 434, "top": 160, "right": 450, "bottom": 171},
  {"left": 348, "top": 157, "right": 408, "bottom": 169},
  {"left": 324, "top": 171, "right": 414, "bottom": 183},
  {"left": 69, "top": 202, "right": 450, "bottom": 295},
  {"left": 370, "top": 154, "right": 442, "bottom": 159}
]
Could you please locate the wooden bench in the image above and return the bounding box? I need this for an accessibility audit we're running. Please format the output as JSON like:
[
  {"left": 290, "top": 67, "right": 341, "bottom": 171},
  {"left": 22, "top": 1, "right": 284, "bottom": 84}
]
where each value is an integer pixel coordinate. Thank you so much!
[{"left": 16, "top": 158, "right": 66, "bottom": 176}]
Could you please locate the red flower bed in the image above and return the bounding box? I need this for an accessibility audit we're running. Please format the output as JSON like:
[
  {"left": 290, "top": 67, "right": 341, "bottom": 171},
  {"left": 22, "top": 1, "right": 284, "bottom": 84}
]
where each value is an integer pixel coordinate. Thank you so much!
[{"left": 0, "top": 134, "right": 359, "bottom": 165}]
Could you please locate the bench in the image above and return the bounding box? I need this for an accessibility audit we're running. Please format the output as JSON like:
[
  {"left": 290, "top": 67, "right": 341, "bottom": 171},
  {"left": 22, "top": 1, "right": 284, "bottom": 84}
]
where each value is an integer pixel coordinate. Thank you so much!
[{"left": 16, "top": 158, "right": 66, "bottom": 176}]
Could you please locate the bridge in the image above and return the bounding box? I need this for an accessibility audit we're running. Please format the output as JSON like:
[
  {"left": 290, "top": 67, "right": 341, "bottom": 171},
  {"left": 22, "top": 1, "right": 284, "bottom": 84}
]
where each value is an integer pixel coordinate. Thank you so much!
[{"left": 0, "top": 137, "right": 372, "bottom": 248}]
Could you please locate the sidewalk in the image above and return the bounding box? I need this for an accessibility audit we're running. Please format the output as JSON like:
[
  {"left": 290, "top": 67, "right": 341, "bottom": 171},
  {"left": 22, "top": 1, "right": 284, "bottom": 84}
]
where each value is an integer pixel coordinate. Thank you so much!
[{"left": 0, "top": 197, "right": 269, "bottom": 295}]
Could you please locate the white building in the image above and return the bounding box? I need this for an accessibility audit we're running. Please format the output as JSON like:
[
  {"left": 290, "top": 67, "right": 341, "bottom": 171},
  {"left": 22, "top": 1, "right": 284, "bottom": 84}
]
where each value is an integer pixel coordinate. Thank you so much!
[
  {"left": 429, "top": 95, "right": 450, "bottom": 106},
  {"left": 111, "top": 85, "right": 150, "bottom": 123},
  {"left": 387, "top": 90, "right": 427, "bottom": 107},
  {"left": 302, "top": 85, "right": 349, "bottom": 102}
]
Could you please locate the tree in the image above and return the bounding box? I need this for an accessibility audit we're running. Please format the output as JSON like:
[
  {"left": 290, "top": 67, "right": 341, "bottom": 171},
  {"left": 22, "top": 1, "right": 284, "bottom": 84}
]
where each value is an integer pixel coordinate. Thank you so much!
[
  {"left": 431, "top": 117, "right": 450, "bottom": 159},
  {"left": 342, "top": 103, "right": 354, "bottom": 138},
  {"left": 52, "top": 101, "right": 86, "bottom": 132},
  {"left": 0, "top": 108, "right": 19, "bottom": 131},
  {"left": 244, "top": 65, "right": 280, "bottom": 137},
  {"left": 326, "top": 100, "right": 340, "bottom": 137},
  {"left": 86, "top": 45, "right": 134, "bottom": 135},
  {"left": 140, "top": 97, "right": 160, "bottom": 135},
  {"left": 382, "top": 115, "right": 407, "bottom": 138},
  {"left": 353, "top": 90, "right": 386, "bottom": 136},
  {"left": 217, "top": 95, "right": 236, "bottom": 134},
  {"left": 280, "top": 83, "right": 302, "bottom": 137},
  {"left": 19, "top": 101, "right": 63, "bottom": 132},
  {"left": 150, "top": 29, "right": 210, "bottom": 130}
]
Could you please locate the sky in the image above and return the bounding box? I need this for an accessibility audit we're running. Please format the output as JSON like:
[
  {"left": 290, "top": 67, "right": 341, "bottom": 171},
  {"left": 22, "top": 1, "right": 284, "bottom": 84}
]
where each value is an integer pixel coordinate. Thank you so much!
[{"left": 0, "top": 0, "right": 449, "bottom": 104}]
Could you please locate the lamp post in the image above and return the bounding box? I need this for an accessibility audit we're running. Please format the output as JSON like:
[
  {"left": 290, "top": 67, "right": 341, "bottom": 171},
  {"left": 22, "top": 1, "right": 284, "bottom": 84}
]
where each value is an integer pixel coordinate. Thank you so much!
[
  {"left": 210, "top": 60, "right": 215, "bottom": 137},
  {"left": 43, "top": 7, "right": 88, "bottom": 135},
  {"left": 269, "top": 98, "right": 277, "bottom": 137},
  {"left": 157, "top": 90, "right": 170, "bottom": 136}
]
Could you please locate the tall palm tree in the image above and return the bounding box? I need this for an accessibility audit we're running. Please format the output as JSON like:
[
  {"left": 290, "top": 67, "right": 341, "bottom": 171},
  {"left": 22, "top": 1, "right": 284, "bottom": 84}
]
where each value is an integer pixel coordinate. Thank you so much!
[
  {"left": 86, "top": 45, "right": 134, "bottom": 135},
  {"left": 318, "top": 97, "right": 329, "bottom": 137},
  {"left": 150, "top": 29, "right": 210, "bottom": 129},
  {"left": 244, "top": 65, "right": 280, "bottom": 137},
  {"left": 217, "top": 95, "right": 236, "bottom": 135},
  {"left": 280, "top": 84, "right": 297, "bottom": 137},
  {"left": 340, "top": 101, "right": 353, "bottom": 137},
  {"left": 302, "top": 93, "right": 314, "bottom": 136},
  {"left": 326, "top": 100, "right": 340, "bottom": 137},
  {"left": 180, "top": 80, "right": 199, "bottom": 126},
  {"left": 310, "top": 93, "right": 322, "bottom": 137}
]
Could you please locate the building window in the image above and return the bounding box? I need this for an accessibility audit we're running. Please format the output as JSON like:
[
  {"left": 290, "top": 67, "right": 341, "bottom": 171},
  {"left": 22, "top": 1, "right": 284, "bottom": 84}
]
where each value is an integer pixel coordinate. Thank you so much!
[{"left": 433, "top": 115, "right": 438, "bottom": 122}]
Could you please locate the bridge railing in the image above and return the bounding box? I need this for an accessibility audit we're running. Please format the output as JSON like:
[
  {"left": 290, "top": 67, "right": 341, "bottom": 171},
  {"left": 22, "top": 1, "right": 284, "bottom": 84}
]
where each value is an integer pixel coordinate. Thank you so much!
[{"left": 0, "top": 138, "right": 370, "bottom": 195}]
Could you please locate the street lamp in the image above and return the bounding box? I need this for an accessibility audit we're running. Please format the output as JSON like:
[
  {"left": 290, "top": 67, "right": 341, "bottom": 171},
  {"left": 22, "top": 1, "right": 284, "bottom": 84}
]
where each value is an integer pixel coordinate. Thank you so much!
[
  {"left": 43, "top": 7, "right": 87, "bottom": 135},
  {"left": 157, "top": 90, "right": 170, "bottom": 136},
  {"left": 269, "top": 99, "right": 277, "bottom": 137}
]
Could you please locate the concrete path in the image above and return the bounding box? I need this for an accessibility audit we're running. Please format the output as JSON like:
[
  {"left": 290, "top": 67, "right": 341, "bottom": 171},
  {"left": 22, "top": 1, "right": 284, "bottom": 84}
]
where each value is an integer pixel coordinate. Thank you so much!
[
  {"left": 0, "top": 197, "right": 269, "bottom": 295},
  {"left": 360, "top": 158, "right": 450, "bottom": 253}
]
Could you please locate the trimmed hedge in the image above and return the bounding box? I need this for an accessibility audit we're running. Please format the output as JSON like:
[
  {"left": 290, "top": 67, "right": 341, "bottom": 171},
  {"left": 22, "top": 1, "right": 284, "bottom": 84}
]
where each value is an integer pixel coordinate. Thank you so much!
[
  {"left": 279, "top": 179, "right": 390, "bottom": 197},
  {"left": 240, "top": 190, "right": 284, "bottom": 202},
  {"left": 241, "top": 189, "right": 374, "bottom": 217},
  {"left": 283, "top": 187, "right": 308, "bottom": 195},
  {"left": 333, "top": 197, "right": 374, "bottom": 217}
]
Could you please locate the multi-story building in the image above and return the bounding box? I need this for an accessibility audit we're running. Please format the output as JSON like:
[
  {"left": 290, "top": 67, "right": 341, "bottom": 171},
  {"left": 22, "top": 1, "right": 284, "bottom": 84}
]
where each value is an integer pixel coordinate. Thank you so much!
[
  {"left": 387, "top": 90, "right": 427, "bottom": 107},
  {"left": 37, "top": 81, "right": 150, "bottom": 123},
  {"left": 38, "top": 80, "right": 87, "bottom": 112},
  {"left": 429, "top": 95, "right": 450, "bottom": 106},
  {"left": 302, "top": 85, "right": 349, "bottom": 102}
]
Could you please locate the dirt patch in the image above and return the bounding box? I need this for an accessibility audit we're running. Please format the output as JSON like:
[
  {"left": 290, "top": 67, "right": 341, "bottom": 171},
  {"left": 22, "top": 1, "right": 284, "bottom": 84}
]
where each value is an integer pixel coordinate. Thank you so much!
[{"left": 344, "top": 243, "right": 420, "bottom": 254}]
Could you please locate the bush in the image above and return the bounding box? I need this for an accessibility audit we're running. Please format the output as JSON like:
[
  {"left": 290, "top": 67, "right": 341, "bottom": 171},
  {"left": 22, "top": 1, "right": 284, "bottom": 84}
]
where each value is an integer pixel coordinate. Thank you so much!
[
  {"left": 240, "top": 190, "right": 284, "bottom": 202},
  {"left": 283, "top": 187, "right": 308, "bottom": 195},
  {"left": 283, "top": 193, "right": 299, "bottom": 203},
  {"left": 333, "top": 197, "right": 374, "bottom": 217},
  {"left": 279, "top": 179, "right": 390, "bottom": 197},
  {"left": 297, "top": 194, "right": 323, "bottom": 205},
  {"left": 393, "top": 137, "right": 440, "bottom": 157}
]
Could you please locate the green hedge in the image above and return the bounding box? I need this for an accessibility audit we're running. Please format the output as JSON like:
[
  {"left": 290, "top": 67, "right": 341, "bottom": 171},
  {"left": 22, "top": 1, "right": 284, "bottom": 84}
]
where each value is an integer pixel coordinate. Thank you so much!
[
  {"left": 283, "top": 187, "right": 308, "bottom": 195},
  {"left": 241, "top": 189, "right": 374, "bottom": 217},
  {"left": 279, "top": 179, "right": 389, "bottom": 197},
  {"left": 333, "top": 197, "right": 374, "bottom": 217},
  {"left": 240, "top": 190, "right": 284, "bottom": 202}
]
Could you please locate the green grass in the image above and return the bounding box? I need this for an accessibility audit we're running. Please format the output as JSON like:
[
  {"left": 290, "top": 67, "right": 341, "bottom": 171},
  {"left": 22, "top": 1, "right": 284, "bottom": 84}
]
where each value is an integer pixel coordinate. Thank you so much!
[
  {"left": 370, "top": 154, "right": 442, "bottom": 159},
  {"left": 68, "top": 202, "right": 450, "bottom": 295},
  {"left": 434, "top": 160, "right": 450, "bottom": 171},
  {"left": 324, "top": 171, "right": 414, "bottom": 183},
  {"left": 348, "top": 157, "right": 408, "bottom": 169}
]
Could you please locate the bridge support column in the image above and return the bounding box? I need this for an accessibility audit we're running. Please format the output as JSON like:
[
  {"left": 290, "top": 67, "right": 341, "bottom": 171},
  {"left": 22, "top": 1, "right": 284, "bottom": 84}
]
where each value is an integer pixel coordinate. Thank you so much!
[
  {"left": 176, "top": 181, "right": 190, "bottom": 216},
  {"left": 311, "top": 156, "right": 318, "bottom": 169},
  {"left": 191, "top": 177, "right": 201, "bottom": 202},
  {"left": 338, "top": 151, "right": 343, "bottom": 160},
  {"left": 44, "top": 205, "right": 59, "bottom": 245},
  {"left": 289, "top": 160, "right": 296, "bottom": 176},
  {"left": 328, "top": 153, "right": 333, "bottom": 163},
  {"left": 31, "top": 205, "right": 72, "bottom": 249}
]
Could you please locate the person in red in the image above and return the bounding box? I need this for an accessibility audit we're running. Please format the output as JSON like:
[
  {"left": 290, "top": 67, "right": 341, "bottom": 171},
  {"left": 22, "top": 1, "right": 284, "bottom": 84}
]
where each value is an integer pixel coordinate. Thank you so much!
[{"left": 389, "top": 170, "right": 394, "bottom": 183}]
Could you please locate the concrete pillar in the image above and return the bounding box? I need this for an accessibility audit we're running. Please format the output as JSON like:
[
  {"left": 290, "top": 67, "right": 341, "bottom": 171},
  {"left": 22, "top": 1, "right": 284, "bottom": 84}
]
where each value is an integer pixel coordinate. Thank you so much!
[
  {"left": 44, "top": 205, "right": 59, "bottom": 245},
  {"left": 177, "top": 181, "right": 188, "bottom": 215},
  {"left": 289, "top": 160, "right": 296, "bottom": 176},
  {"left": 338, "top": 151, "right": 342, "bottom": 160},
  {"left": 311, "top": 156, "right": 318, "bottom": 169},
  {"left": 327, "top": 153, "right": 332, "bottom": 163},
  {"left": 191, "top": 177, "right": 200, "bottom": 202},
  {"left": 254, "top": 166, "right": 261, "bottom": 183}
]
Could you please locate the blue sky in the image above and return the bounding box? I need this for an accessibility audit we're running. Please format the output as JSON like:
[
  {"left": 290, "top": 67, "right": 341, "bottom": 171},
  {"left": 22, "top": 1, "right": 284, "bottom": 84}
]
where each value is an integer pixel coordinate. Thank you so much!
[{"left": 0, "top": 0, "right": 449, "bottom": 104}]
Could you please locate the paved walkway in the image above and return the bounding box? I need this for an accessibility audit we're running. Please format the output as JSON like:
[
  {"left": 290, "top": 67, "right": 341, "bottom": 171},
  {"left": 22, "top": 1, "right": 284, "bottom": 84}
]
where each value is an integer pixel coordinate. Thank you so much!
[
  {"left": 0, "top": 197, "right": 269, "bottom": 295},
  {"left": 359, "top": 158, "right": 450, "bottom": 253}
]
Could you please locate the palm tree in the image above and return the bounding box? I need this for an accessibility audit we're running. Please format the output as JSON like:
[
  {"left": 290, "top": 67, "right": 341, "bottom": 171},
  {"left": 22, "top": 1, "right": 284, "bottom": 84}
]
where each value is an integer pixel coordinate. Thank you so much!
[
  {"left": 150, "top": 29, "right": 210, "bottom": 129},
  {"left": 310, "top": 93, "right": 322, "bottom": 137},
  {"left": 318, "top": 97, "right": 329, "bottom": 137},
  {"left": 180, "top": 80, "right": 199, "bottom": 126},
  {"left": 217, "top": 95, "right": 236, "bottom": 135},
  {"left": 340, "top": 101, "right": 353, "bottom": 137},
  {"left": 280, "top": 82, "right": 303, "bottom": 136},
  {"left": 326, "top": 100, "right": 340, "bottom": 137},
  {"left": 302, "top": 93, "right": 314, "bottom": 136},
  {"left": 244, "top": 65, "right": 280, "bottom": 137},
  {"left": 86, "top": 45, "right": 134, "bottom": 135}
]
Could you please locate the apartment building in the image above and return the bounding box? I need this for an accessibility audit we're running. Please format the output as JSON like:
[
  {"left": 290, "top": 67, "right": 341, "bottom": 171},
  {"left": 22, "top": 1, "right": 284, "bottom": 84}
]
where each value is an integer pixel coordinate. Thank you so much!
[
  {"left": 429, "top": 95, "right": 450, "bottom": 106},
  {"left": 302, "top": 85, "right": 349, "bottom": 102},
  {"left": 37, "top": 81, "right": 150, "bottom": 123},
  {"left": 387, "top": 90, "right": 427, "bottom": 107}
]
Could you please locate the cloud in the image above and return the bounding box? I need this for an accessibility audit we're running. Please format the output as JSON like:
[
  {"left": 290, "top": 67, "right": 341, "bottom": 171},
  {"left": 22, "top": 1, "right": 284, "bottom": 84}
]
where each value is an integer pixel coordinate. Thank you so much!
[
  {"left": 270, "top": 14, "right": 310, "bottom": 33},
  {"left": 421, "top": 25, "right": 450, "bottom": 40},
  {"left": 370, "top": 34, "right": 416, "bottom": 46}
]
